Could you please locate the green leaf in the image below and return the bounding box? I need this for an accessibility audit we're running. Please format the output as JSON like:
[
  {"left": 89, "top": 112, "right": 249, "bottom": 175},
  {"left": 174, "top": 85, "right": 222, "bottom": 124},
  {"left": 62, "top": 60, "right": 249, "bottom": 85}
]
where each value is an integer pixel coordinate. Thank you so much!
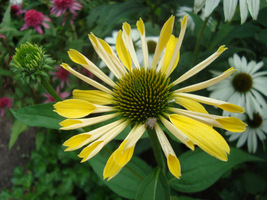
[
  {"left": 11, "top": 103, "right": 64, "bottom": 129},
  {"left": 135, "top": 167, "right": 170, "bottom": 200},
  {"left": 1, "top": 5, "right": 11, "bottom": 26},
  {"left": 9, "top": 120, "right": 28, "bottom": 149},
  {"left": 170, "top": 148, "right": 262, "bottom": 193},
  {"left": 89, "top": 146, "right": 152, "bottom": 199}
]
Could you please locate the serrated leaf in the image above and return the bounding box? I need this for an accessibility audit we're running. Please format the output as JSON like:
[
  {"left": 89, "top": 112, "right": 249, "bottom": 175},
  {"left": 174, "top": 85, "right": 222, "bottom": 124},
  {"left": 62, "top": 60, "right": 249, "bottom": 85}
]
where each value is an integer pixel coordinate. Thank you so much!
[
  {"left": 9, "top": 120, "right": 28, "bottom": 149},
  {"left": 11, "top": 103, "right": 64, "bottom": 129},
  {"left": 169, "top": 148, "right": 262, "bottom": 193},
  {"left": 135, "top": 167, "right": 170, "bottom": 200},
  {"left": 89, "top": 146, "right": 152, "bottom": 199}
]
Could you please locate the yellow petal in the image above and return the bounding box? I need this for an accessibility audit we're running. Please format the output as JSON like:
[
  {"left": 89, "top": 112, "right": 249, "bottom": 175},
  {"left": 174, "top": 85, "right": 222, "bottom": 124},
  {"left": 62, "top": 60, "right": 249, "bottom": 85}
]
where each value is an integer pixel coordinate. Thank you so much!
[
  {"left": 54, "top": 99, "right": 96, "bottom": 118},
  {"left": 136, "top": 18, "right": 145, "bottom": 35},
  {"left": 160, "top": 35, "right": 179, "bottom": 75},
  {"left": 175, "top": 93, "right": 244, "bottom": 113},
  {"left": 167, "top": 154, "right": 181, "bottom": 179},
  {"left": 78, "top": 141, "right": 104, "bottom": 162},
  {"left": 59, "top": 119, "right": 82, "bottom": 128},
  {"left": 170, "top": 114, "right": 230, "bottom": 161},
  {"left": 68, "top": 49, "right": 87, "bottom": 65},
  {"left": 98, "top": 38, "right": 113, "bottom": 55},
  {"left": 103, "top": 153, "right": 122, "bottom": 181},
  {"left": 216, "top": 117, "right": 247, "bottom": 132},
  {"left": 158, "top": 15, "right": 175, "bottom": 51},
  {"left": 122, "top": 22, "right": 131, "bottom": 35},
  {"left": 151, "top": 15, "right": 175, "bottom": 69},
  {"left": 73, "top": 89, "right": 113, "bottom": 105},
  {"left": 63, "top": 133, "right": 91, "bottom": 151},
  {"left": 174, "top": 96, "right": 208, "bottom": 114},
  {"left": 116, "top": 30, "right": 131, "bottom": 70}
]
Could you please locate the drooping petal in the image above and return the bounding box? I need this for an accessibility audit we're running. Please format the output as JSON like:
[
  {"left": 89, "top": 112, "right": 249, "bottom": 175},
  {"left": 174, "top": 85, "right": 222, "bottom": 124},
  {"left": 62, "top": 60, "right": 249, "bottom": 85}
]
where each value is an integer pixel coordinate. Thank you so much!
[
  {"left": 73, "top": 89, "right": 113, "bottom": 105},
  {"left": 104, "top": 124, "right": 146, "bottom": 180},
  {"left": 174, "top": 93, "right": 244, "bottom": 113},
  {"left": 170, "top": 114, "right": 230, "bottom": 161},
  {"left": 155, "top": 124, "right": 181, "bottom": 179},
  {"left": 54, "top": 99, "right": 96, "bottom": 118},
  {"left": 240, "top": 0, "right": 248, "bottom": 24},
  {"left": 223, "top": 0, "right": 238, "bottom": 22},
  {"left": 78, "top": 120, "right": 129, "bottom": 162},
  {"left": 172, "top": 45, "right": 227, "bottom": 86},
  {"left": 160, "top": 115, "right": 195, "bottom": 150},
  {"left": 204, "top": 0, "right": 220, "bottom": 17},
  {"left": 247, "top": 0, "right": 260, "bottom": 20}
]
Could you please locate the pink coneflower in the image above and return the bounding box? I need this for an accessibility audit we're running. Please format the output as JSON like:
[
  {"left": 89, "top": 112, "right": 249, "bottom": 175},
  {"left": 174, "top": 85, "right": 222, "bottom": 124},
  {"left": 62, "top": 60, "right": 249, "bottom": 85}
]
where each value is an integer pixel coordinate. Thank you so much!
[
  {"left": 50, "top": 0, "right": 82, "bottom": 25},
  {"left": 10, "top": 4, "right": 24, "bottom": 17},
  {"left": 0, "top": 34, "right": 6, "bottom": 39},
  {"left": 51, "top": 66, "right": 70, "bottom": 88},
  {"left": 43, "top": 87, "right": 70, "bottom": 103},
  {"left": 0, "top": 97, "right": 12, "bottom": 117},
  {"left": 21, "top": 9, "right": 51, "bottom": 34}
]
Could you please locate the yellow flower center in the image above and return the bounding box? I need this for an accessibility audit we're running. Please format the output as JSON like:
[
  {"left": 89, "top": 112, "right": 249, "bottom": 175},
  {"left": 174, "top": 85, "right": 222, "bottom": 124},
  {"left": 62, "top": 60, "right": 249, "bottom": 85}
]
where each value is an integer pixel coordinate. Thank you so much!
[{"left": 113, "top": 68, "right": 172, "bottom": 124}]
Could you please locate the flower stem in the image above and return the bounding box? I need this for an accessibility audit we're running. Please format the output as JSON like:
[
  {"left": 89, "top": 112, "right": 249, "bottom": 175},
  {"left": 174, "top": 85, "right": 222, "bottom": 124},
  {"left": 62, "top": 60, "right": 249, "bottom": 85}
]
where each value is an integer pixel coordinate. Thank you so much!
[
  {"left": 147, "top": 128, "right": 166, "bottom": 173},
  {"left": 193, "top": 17, "right": 209, "bottom": 65},
  {"left": 40, "top": 76, "right": 62, "bottom": 102}
]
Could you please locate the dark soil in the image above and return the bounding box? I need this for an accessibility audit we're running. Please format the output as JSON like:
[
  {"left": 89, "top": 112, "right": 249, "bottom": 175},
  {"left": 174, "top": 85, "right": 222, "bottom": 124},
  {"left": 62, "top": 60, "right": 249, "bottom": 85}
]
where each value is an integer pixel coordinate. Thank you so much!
[{"left": 0, "top": 116, "right": 36, "bottom": 192}]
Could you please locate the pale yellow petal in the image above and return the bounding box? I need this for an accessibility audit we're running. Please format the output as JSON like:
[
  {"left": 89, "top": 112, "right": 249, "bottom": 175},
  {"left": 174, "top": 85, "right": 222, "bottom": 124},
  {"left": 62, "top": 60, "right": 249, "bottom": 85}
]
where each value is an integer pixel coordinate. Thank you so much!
[
  {"left": 173, "top": 45, "right": 227, "bottom": 86},
  {"left": 67, "top": 49, "right": 115, "bottom": 87},
  {"left": 175, "top": 93, "right": 244, "bottom": 113},
  {"left": 103, "top": 153, "right": 122, "bottom": 181},
  {"left": 61, "top": 63, "right": 112, "bottom": 94},
  {"left": 175, "top": 67, "right": 237, "bottom": 93},
  {"left": 136, "top": 18, "right": 148, "bottom": 69},
  {"left": 170, "top": 114, "right": 230, "bottom": 161},
  {"left": 59, "top": 113, "right": 119, "bottom": 130},
  {"left": 155, "top": 124, "right": 181, "bottom": 179},
  {"left": 73, "top": 89, "right": 113, "bottom": 105},
  {"left": 53, "top": 99, "right": 96, "bottom": 118}
]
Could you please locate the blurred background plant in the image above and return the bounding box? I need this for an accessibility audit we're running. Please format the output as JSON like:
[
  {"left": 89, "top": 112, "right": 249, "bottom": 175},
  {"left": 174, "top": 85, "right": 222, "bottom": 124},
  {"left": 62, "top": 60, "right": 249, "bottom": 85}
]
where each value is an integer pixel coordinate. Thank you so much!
[{"left": 1, "top": 0, "right": 267, "bottom": 199}]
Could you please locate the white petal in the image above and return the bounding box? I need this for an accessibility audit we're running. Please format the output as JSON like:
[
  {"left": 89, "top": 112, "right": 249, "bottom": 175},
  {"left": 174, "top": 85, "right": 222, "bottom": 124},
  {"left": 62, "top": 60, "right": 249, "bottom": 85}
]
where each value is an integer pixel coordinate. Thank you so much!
[
  {"left": 224, "top": 0, "right": 238, "bottom": 21},
  {"left": 247, "top": 0, "right": 260, "bottom": 20},
  {"left": 240, "top": 0, "right": 248, "bottom": 24},
  {"left": 204, "top": 0, "right": 220, "bottom": 17}
]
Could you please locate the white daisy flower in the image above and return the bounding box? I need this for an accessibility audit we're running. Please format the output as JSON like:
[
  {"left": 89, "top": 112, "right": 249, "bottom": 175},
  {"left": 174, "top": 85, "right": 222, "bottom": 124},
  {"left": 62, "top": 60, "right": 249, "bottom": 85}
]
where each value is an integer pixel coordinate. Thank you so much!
[
  {"left": 223, "top": 0, "right": 260, "bottom": 24},
  {"left": 194, "top": 0, "right": 220, "bottom": 18},
  {"left": 208, "top": 54, "right": 267, "bottom": 119},
  {"left": 177, "top": 6, "right": 196, "bottom": 31},
  {"left": 226, "top": 110, "right": 267, "bottom": 153}
]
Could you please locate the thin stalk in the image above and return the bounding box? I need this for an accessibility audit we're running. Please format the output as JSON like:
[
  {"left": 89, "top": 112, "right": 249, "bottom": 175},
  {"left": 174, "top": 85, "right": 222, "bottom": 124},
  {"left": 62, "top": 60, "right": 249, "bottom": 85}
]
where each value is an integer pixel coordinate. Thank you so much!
[
  {"left": 193, "top": 17, "right": 209, "bottom": 65},
  {"left": 147, "top": 128, "right": 166, "bottom": 173},
  {"left": 40, "top": 76, "right": 62, "bottom": 102}
]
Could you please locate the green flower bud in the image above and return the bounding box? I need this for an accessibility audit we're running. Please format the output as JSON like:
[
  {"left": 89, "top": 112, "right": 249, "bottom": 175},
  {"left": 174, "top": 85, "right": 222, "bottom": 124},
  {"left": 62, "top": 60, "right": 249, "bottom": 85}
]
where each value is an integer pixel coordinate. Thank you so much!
[{"left": 11, "top": 42, "right": 54, "bottom": 84}]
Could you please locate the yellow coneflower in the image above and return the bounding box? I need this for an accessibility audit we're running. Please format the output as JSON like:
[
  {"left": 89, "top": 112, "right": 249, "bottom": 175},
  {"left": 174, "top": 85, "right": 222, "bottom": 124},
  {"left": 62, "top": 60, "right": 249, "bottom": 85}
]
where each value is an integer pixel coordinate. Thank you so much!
[{"left": 54, "top": 15, "right": 246, "bottom": 180}]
